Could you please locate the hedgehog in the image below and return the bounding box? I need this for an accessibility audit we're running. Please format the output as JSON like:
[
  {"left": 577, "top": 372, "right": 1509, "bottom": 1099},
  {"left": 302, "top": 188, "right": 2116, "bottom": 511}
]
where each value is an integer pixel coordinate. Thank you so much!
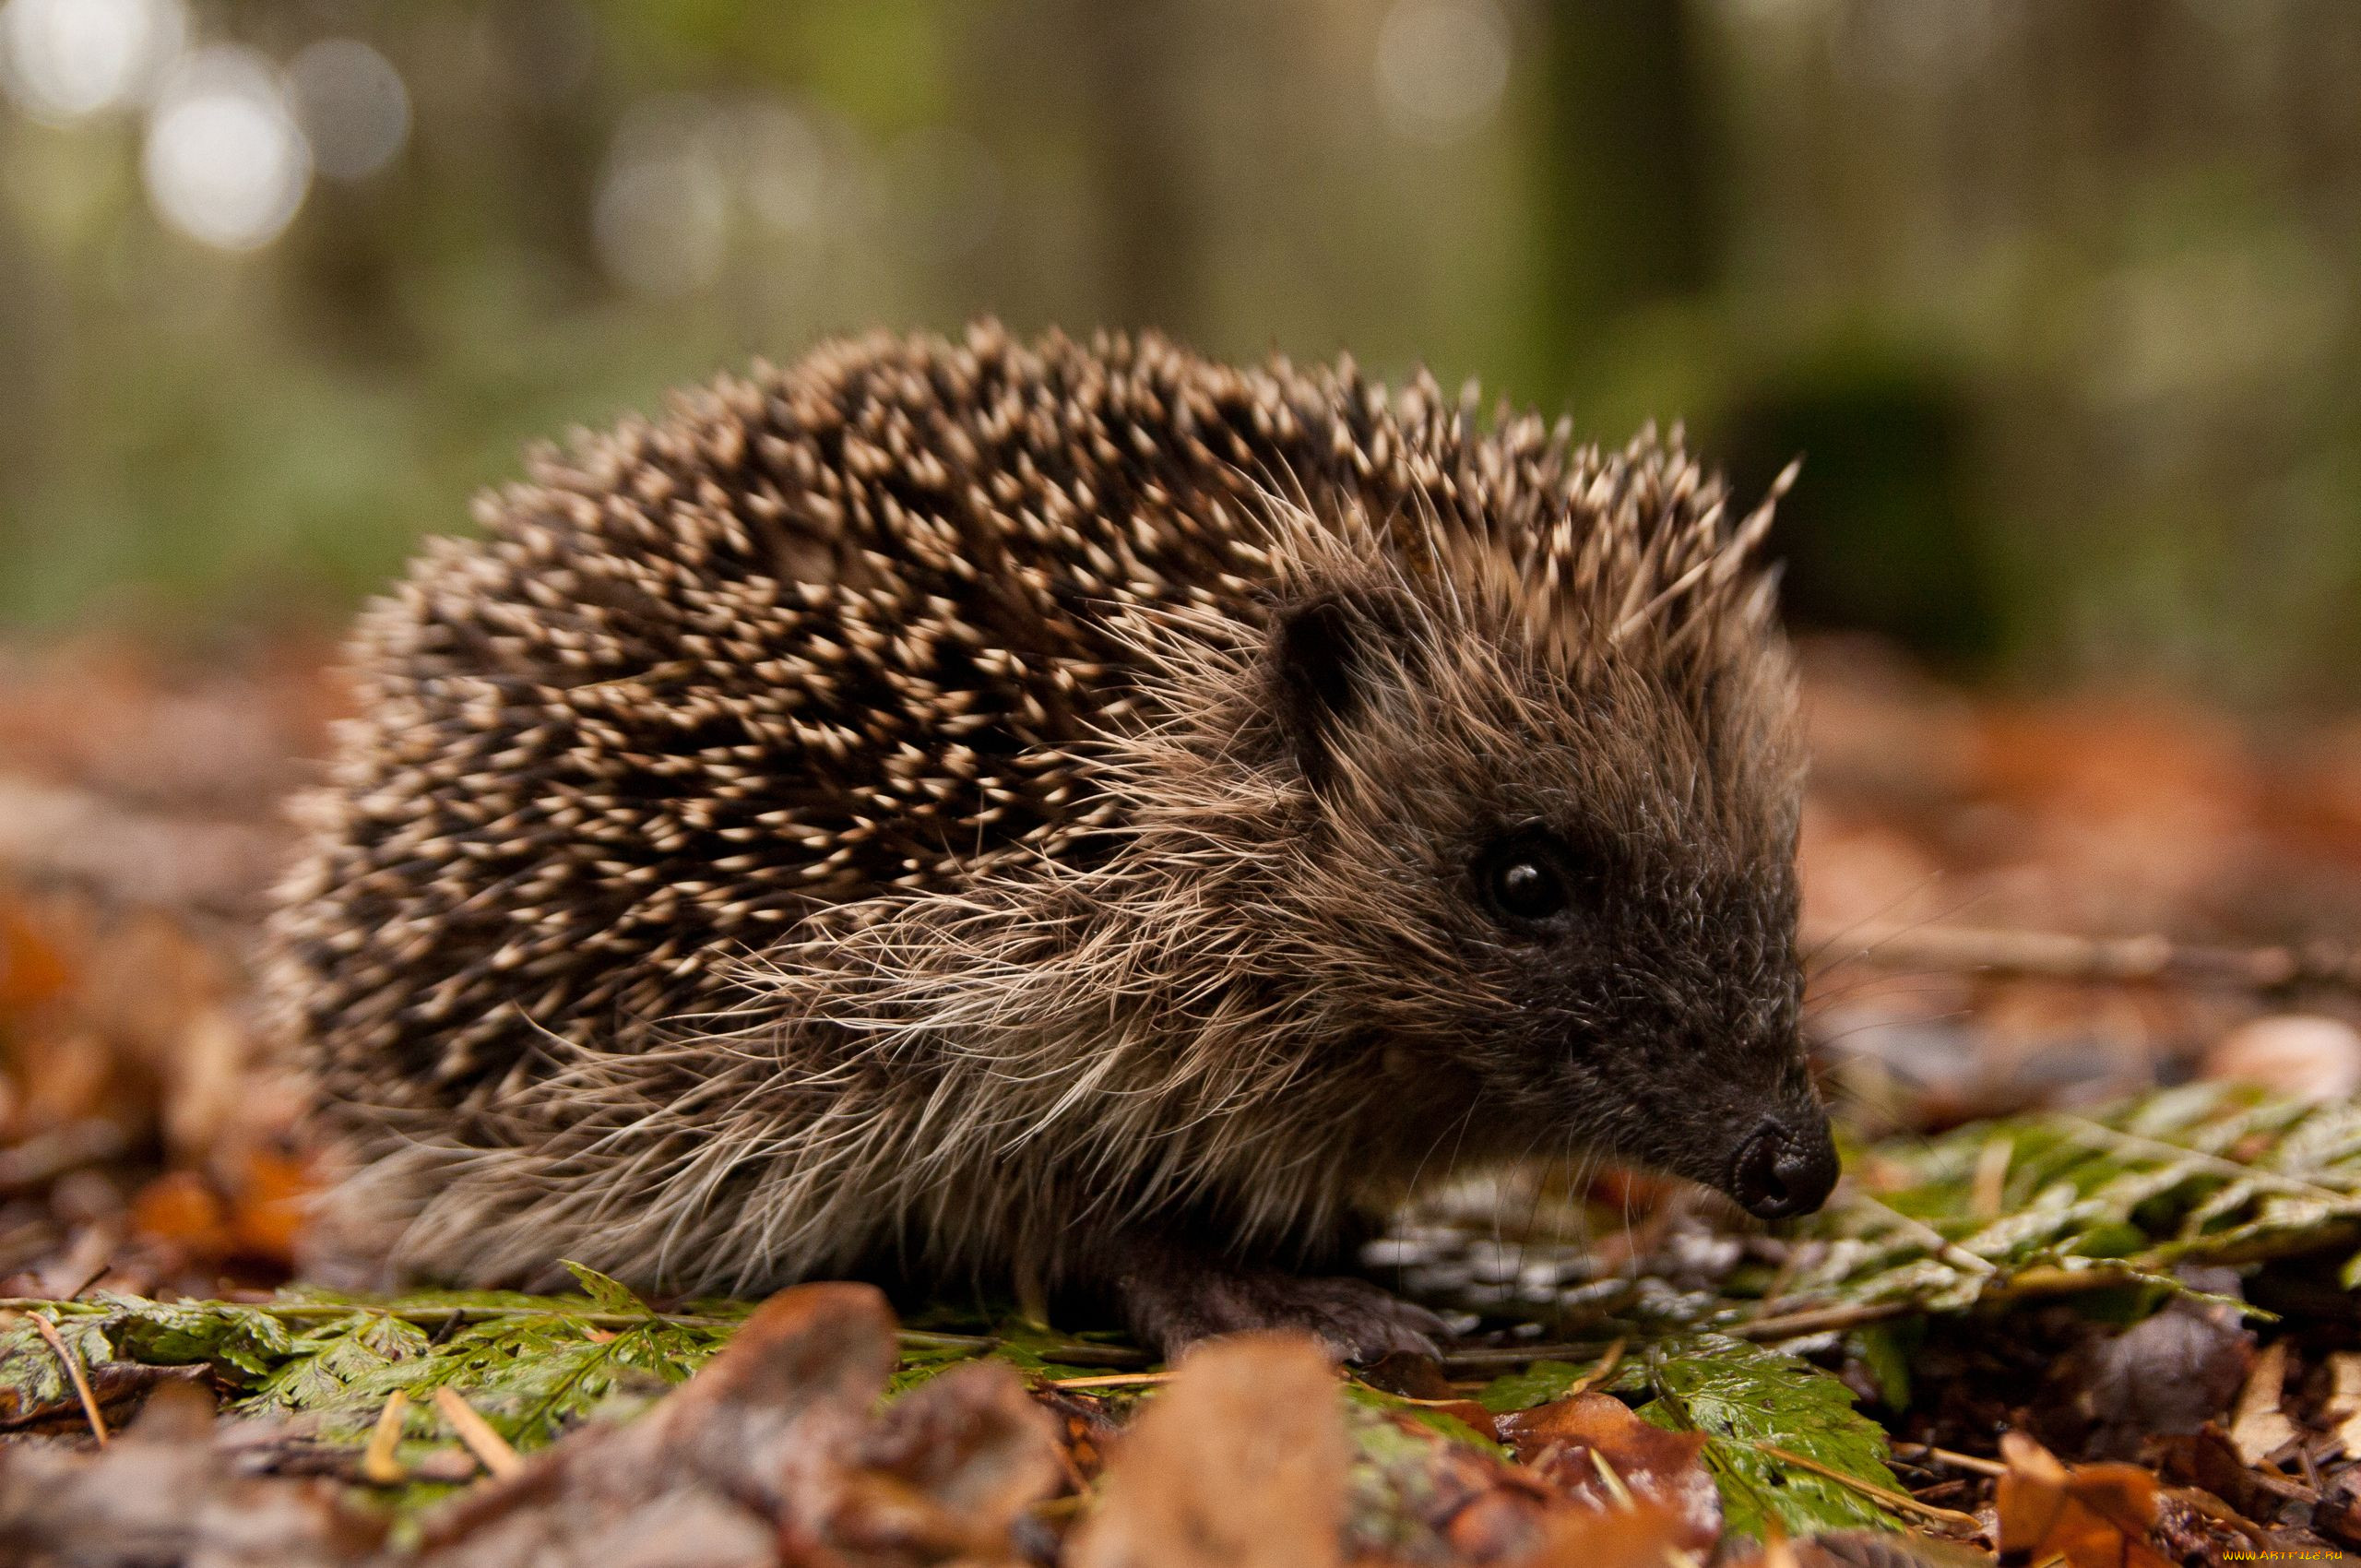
[{"left": 264, "top": 322, "right": 1836, "bottom": 1360}]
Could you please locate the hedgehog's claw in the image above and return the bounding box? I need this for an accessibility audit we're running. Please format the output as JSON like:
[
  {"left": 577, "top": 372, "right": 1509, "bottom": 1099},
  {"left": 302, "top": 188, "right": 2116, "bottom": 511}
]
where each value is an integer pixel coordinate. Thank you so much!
[{"left": 1114, "top": 1252, "right": 1448, "bottom": 1364}]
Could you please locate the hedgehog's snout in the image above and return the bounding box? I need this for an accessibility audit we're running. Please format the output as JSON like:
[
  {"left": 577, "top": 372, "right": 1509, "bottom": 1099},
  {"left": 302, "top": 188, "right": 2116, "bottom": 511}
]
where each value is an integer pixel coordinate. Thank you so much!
[{"left": 1726, "top": 1112, "right": 1839, "bottom": 1219}]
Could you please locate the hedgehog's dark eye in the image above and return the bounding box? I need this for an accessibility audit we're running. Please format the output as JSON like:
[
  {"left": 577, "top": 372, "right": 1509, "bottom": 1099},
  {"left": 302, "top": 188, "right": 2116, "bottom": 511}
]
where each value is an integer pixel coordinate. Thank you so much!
[
  {"left": 1492, "top": 859, "right": 1564, "bottom": 921},
  {"left": 1476, "top": 829, "right": 1582, "bottom": 929}
]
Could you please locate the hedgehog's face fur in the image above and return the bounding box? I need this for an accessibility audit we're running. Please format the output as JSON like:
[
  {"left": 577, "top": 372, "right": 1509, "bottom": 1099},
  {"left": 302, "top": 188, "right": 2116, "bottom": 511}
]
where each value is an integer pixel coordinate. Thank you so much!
[
  {"left": 1271, "top": 580, "right": 1828, "bottom": 1218},
  {"left": 1128, "top": 493, "right": 1833, "bottom": 1224}
]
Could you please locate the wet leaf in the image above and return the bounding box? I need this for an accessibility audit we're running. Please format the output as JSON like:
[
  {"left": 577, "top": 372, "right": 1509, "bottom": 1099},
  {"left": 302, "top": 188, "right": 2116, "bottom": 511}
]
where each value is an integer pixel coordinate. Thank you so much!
[
  {"left": 1474, "top": 1358, "right": 1592, "bottom": 1415},
  {"left": 559, "top": 1260, "right": 653, "bottom": 1317},
  {"left": 1636, "top": 1335, "right": 1907, "bottom": 1539},
  {"left": 1498, "top": 1389, "right": 1722, "bottom": 1550}
]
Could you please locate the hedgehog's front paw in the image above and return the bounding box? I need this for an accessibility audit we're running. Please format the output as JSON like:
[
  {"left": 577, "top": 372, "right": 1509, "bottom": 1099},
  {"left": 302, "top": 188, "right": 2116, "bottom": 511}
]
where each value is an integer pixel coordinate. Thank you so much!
[{"left": 1117, "top": 1260, "right": 1448, "bottom": 1364}]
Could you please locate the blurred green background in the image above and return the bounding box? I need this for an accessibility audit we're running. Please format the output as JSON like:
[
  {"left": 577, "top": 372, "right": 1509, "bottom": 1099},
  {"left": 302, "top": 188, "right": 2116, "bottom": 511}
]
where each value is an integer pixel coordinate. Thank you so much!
[{"left": 1, "top": 0, "right": 2356, "bottom": 702}]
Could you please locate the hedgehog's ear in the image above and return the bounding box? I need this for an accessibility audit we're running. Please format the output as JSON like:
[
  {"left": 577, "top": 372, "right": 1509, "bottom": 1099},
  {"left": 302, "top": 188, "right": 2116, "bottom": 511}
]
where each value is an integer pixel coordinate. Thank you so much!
[{"left": 1271, "top": 592, "right": 1397, "bottom": 787}]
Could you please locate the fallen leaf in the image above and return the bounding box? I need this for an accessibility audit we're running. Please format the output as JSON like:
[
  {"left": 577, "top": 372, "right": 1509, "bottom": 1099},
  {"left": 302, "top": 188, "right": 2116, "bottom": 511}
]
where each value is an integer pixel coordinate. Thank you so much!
[
  {"left": 1995, "top": 1430, "right": 2172, "bottom": 1568},
  {"left": 1497, "top": 1390, "right": 1722, "bottom": 1551},
  {"left": 1790, "top": 1528, "right": 1997, "bottom": 1568},
  {"left": 832, "top": 1359, "right": 1062, "bottom": 1559},
  {"left": 225, "top": 1149, "right": 314, "bottom": 1262},
  {"left": 410, "top": 1281, "right": 1060, "bottom": 1568},
  {"left": 2227, "top": 1340, "right": 2299, "bottom": 1466},
  {"left": 2327, "top": 1352, "right": 2361, "bottom": 1460},
  {"left": 2075, "top": 1292, "right": 2251, "bottom": 1456},
  {"left": 1509, "top": 1498, "right": 1700, "bottom": 1568},
  {"left": 2203, "top": 1015, "right": 2361, "bottom": 1101},
  {"left": 0, "top": 1377, "right": 385, "bottom": 1565},
  {"left": 130, "top": 1169, "right": 234, "bottom": 1256},
  {"left": 1069, "top": 1334, "right": 1349, "bottom": 1568}
]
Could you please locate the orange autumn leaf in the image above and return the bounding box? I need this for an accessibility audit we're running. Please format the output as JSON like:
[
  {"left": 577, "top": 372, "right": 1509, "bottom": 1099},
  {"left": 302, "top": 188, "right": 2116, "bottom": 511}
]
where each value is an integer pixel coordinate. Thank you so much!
[
  {"left": 0, "top": 902, "right": 74, "bottom": 1016},
  {"left": 1069, "top": 1334, "right": 1351, "bottom": 1568},
  {"left": 130, "top": 1169, "right": 235, "bottom": 1255},
  {"left": 1497, "top": 1390, "right": 1722, "bottom": 1552},
  {"left": 227, "top": 1149, "right": 316, "bottom": 1262},
  {"left": 132, "top": 1153, "right": 318, "bottom": 1264},
  {"left": 1995, "top": 1431, "right": 2173, "bottom": 1568},
  {"left": 1510, "top": 1498, "right": 1699, "bottom": 1568}
]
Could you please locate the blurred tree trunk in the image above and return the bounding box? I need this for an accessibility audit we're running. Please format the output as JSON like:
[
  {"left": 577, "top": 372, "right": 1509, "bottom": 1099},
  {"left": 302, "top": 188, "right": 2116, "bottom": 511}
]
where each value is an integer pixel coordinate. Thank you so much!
[
  {"left": 0, "top": 155, "right": 55, "bottom": 553},
  {"left": 1073, "top": 0, "right": 1204, "bottom": 334},
  {"left": 1526, "top": 0, "right": 1719, "bottom": 403}
]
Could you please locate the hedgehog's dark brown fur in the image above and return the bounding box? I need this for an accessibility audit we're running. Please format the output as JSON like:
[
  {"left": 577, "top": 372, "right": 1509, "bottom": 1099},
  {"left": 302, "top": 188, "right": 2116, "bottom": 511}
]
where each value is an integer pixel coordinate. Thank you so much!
[{"left": 266, "top": 323, "right": 1830, "bottom": 1357}]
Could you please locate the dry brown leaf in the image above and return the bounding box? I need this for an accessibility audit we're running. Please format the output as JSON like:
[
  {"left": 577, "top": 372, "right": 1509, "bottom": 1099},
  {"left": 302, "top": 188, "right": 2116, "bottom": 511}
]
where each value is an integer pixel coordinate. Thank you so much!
[
  {"left": 1496, "top": 1389, "right": 1722, "bottom": 1551},
  {"left": 1507, "top": 1498, "right": 1700, "bottom": 1568},
  {"left": 2322, "top": 1352, "right": 2361, "bottom": 1460},
  {"left": 0, "top": 1378, "right": 385, "bottom": 1565},
  {"left": 1068, "top": 1334, "right": 1349, "bottom": 1568},
  {"left": 130, "top": 1169, "right": 236, "bottom": 1256},
  {"left": 1995, "top": 1430, "right": 2172, "bottom": 1568},
  {"left": 0, "top": 902, "right": 73, "bottom": 1019},
  {"left": 2076, "top": 1293, "right": 2252, "bottom": 1456},
  {"left": 416, "top": 1281, "right": 900, "bottom": 1562},
  {"left": 414, "top": 1281, "right": 1059, "bottom": 1568},
  {"left": 832, "top": 1360, "right": 1062, "bottom": 1560},
  {"left": 1789, "top": 1527, "right": 1998, "bottom": 1568},
  {"left": 226, "top": 1149, "right": 314, "bottom": 1263},
  {"left": 2204, "top": 1015, "right": 2361, "bottom": 1101},
  {"left": 2227, "top": 1340, "right": 2300, "bottom": 1466}
]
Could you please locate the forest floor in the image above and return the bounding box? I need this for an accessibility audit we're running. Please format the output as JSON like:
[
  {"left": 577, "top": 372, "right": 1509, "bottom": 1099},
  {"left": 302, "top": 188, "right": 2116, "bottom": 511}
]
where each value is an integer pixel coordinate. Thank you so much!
[{"left": 1, "top": 631, "right": 2359, "bottom": 1566}]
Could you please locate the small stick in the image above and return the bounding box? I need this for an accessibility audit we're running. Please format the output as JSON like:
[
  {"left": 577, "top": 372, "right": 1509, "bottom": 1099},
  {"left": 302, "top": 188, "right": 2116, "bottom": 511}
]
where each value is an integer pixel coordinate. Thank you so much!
[
  {"left": 1590, "top": 1447, "right": 1639, "bottom": 1511},
  {"left": 1855, "top": 1195, "right": 1997, "bottom": 1278},
  {"left": 1755, "top": 1442, "right": 1980, "bottom": 1527},
  {"left": 1730, "top": 1298, "right": 1916, "bottom": 1340},
  {"left": 1893, "top": 1442, "right": 2006, "bottom": 1478},
  {"left": 1805, "top": 921, "right": 2361, "bottom": 995},
  {"left": 1441, "top": 1341, "right": 1619, "bottom": 1371},
  {"left": 360, "top": 1390, "right": 409, "bottom": 1484},
  {"left": 26, "top": 1313, "right": 107, "bottom": 1446},
  {"left": 1970, "top": 1134, "right": 2013, "bottom": 1222},
  {"left": 1569, "top": 1336, "right": 1628, "bottom": 1396},
  {"left": 433, "top": 1386, "right": 522, "bottom": 1479},
  {"left": 1048, "top": 1371, "right": 1172, "bottom": 1390}
]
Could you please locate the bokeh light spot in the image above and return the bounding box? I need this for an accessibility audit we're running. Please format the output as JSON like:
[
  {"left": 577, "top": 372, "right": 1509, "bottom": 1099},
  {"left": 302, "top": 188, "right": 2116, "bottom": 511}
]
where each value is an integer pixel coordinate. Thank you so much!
[
  {"left": 1375, "top": 0, "right": 1511, "bottom": 146},
  {"left": 0, "top": 0, "right": 185, "bottom": 123},
  {"left": 288, "top": 38, "right": 409, "bottom": 182},
  {"left": 594, "top": 96, "right": 730, "bottom": 296},
  {"left": 141, "top": 45, "right": 311, "bottom": 252}
]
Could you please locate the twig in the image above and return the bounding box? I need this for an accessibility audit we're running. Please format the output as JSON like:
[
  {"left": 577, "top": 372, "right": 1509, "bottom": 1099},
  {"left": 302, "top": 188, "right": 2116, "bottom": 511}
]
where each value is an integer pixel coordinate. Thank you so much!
[
  {"left": 26, "top": 1313, "right": 107, "bottom": 1446},
  {"left": 1589, "top": 1447, "right": 1638, "bottom": 1511},
  {"left": 1570, "top": 1336, "right": 1627, "bottom": 1395},
  {"left": 1804, "top": 920, "right": 2361, "bottom": 994},
  {"left": 1729, "top": 1299, "right": 1916, "bottom": 1340},
  {"left": 1439, "top": 1341, "right": 1621, "bottom": 1371},
  {"left": 1048, "top": 1371, "right": 1171, "bottom": 1390},
  {"left": 433, "top": 1386, "right": 522, "bottom": 1479},
  {"left": 1853, "top": 1194, "right": 1998, "bottom": 1277},
  {"left": 1894, "top": 1441, "right": 2006, "bottom": 1478},
  {"left": 360, "top": 1391, "right": 409, "bottom": 1484},
  {"left": 1755, "top": 1442, "right": 1981, "bottom": 1527},
  {"left": 1970, "top": 1134, "right": 2012, "bottom": 1221}
]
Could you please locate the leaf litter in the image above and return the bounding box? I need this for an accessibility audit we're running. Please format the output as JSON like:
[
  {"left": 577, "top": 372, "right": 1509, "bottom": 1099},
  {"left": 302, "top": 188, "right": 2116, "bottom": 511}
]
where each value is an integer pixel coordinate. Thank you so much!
[{"left": 8, "top": 639, "right": 2361, "bottom": 1561}]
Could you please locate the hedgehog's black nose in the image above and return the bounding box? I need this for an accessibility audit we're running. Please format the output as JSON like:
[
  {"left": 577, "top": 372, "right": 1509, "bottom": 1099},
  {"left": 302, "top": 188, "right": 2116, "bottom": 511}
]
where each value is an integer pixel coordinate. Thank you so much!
[{"left": 1729, "top": 1117, "right": 1839, "bottom": 1219}]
